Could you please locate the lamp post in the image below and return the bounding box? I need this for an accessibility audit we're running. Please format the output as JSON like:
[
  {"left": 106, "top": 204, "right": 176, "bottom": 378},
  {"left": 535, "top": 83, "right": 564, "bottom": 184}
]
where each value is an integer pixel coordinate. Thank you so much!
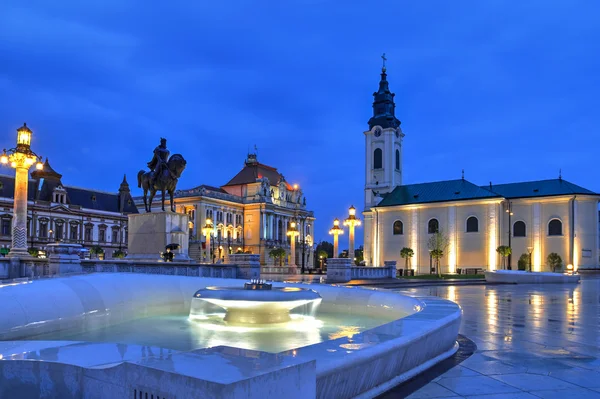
[
  {"left": 295, "top": 210, "right": 309, "bottom": 274},
  {"left": 286, "top": 221, "right": 299, "bottom": 267},
  {"left": 328, "top": 218, "right": 343, "bottom": 258},
  {"left": 202, "top": 218, "right": 213, "bottom": 263},
  {"left": 527, "top": 246, "right": 533, "bottom": 273},
  {"left": 505, "top": 201, "right": 513, "bottom": 270},
  {"left": 1, "top": 123, "right": 43, "bottom": 258},
  {"left": 343, "top": 205, "right": 361, "bottom": 265}
]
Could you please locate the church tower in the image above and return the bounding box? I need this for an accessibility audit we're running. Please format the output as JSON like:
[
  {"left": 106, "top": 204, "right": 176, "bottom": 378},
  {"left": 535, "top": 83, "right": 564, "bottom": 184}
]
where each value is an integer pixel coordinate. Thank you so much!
[{"left": 364, "top": 55, "right": 404, "bottom": 209}]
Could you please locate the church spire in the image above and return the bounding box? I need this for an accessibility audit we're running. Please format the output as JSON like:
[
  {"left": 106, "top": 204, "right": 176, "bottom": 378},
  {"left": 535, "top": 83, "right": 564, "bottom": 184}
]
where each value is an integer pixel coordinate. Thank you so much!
[{"left": 368, "top": 53, "right": 401, "bottom": 130}]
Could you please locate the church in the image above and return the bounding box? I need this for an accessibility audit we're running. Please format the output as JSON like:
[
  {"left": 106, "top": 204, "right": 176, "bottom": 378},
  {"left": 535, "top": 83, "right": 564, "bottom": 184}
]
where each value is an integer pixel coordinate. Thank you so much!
[{"left": 363, "top": 63, "right": 599, "bottom": 273}]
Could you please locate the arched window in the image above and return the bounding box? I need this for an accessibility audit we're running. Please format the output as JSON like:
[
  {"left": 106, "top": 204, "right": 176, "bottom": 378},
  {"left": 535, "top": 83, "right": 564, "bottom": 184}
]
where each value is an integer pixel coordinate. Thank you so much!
[
  {"left": 395, "top": 149, "right": 400, "bottom": 170},
  {"left": 548, "top": 219, "right": 562, "bottom": 236},
  {"left": 393, "top": 220, "right": 403, "bottom": 235},
  {"left": 428, "top": 219, "right": 439, "bottom": 234},
  {"left": 466, "top": 216, "right": 478, "bottom": 233},
  {"left": 373, "top": 148, "right": 382, "bottom": 169},
  {"left": 513, "top": 221, "right": 526, "bottom": 237}
]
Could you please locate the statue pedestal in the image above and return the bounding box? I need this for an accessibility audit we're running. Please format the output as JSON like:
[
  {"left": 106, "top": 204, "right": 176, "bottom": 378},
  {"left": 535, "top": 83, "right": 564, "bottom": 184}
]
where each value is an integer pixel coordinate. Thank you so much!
[
  {"left": 127, "top": 212, "right": 192, "bottom": 262},
  {"left": 48, "top": 243, "right": 83, "bottom": 275}
]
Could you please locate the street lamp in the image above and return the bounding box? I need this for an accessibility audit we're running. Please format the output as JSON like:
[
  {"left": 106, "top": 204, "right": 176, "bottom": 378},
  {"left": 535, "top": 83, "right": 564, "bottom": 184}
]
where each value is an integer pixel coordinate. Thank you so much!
[
  {"left": 1, "top": 123, "right": 43, "bottom": 258},
  {"left": 295, "top": 210, "right": 309, "bottom": 274},
  {"left": 328, "top": 218, "right": 344, "bottom": 258},
  {"left": 202, "top": 218, "right": 214, "bottom": 263},
  {"left": 504, "top": 201, "right": 513, "bottom": 270},
  {"left": 343, "top": 205, "right": 361, "bottom": 265},
  {"left": 527, "top": 246, "right": 533, "bottom": 273},
  {"left": 286, "top": 221, "right": 300, "bottom": 268}
]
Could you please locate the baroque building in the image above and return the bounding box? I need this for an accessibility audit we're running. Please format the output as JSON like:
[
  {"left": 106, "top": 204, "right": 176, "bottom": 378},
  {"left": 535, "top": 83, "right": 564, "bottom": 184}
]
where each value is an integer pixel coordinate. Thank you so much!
[
  {"left": 135, "top": 153, "right": 316, "bottom": 268},
  {"left": 363, "top": 64, "right": 600, "bottom": 272},
  {"left": 0, "top": 159, "right": 138, "bottom": 257}
]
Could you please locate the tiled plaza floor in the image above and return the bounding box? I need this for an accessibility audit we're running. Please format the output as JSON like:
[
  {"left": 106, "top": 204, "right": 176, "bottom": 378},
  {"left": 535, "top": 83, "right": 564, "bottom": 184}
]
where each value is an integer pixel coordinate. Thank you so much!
[{"left": 394, "top": 277, "right": 600, "bottom": 398}]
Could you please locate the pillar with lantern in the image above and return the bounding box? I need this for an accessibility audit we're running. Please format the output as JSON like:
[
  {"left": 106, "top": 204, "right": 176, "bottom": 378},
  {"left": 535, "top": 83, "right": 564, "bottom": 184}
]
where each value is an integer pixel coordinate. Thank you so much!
[
  {"left": 286, "top": 220, "right": 299, "bottom": 267},
  {"left": 202, "top": 218, "right": 214, "bottom": 263},
  {"left": 328, "top": 218, "right": 343, "bottom": 258},
  {"left": 1, "top": 123, "right": 43, "bottom": 258},
  {"left": 343, "top": 205, "right": 361, "bottom": 263}
]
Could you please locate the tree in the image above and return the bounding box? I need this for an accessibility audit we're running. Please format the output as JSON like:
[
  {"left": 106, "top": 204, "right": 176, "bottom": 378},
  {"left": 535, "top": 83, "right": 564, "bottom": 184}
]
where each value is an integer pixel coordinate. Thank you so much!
[
  {"left": 354, "top": 246, "right": 364, "bottom": 265},
  {"left": 90, "top": 245, "right": 104, "bottom": 259},
  {"left": 28, "top": 247, "right": 39, "bottom": 257},
  {"left": 547, "top": 252, "right": 563, "bottom": 273},
  {"left": 269, "top": 247, "right": 287, "bottom": 267},
  {"left": 112, "top": 249, "right": 126, "bottom": 259},
  {"left": 400, "top": 247, "right": 414, "bottom": 269},
  {"left": 517, "top": 253, "right": 529, "bottom": 271},
  {"left": 496, "top": 246, "right": 512, "bottom": 270},
  {"left": 315, "top": 240, "right": 334, "bottom": 259},
  {"left": 428, "top": 230, "right": 449, "bottom": 277}
]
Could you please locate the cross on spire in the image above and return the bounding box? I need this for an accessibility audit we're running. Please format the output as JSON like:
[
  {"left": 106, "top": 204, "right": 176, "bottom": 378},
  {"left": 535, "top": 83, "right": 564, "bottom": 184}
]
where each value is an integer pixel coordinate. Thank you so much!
[
  {"left": 461, "top": 169, "right": 465, "bottom": 180},
  {"left": 559, "top": 168, "right": 562, "bottom": 180},
  {"left": 381, "top": 53, "right": 387, "bottom": 71}
]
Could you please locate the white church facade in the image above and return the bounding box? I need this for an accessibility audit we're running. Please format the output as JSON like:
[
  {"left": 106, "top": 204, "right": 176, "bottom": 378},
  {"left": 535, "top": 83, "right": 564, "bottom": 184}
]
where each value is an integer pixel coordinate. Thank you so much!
[{"left": 363, "top": 64, "right": 600, "bottom": 273}]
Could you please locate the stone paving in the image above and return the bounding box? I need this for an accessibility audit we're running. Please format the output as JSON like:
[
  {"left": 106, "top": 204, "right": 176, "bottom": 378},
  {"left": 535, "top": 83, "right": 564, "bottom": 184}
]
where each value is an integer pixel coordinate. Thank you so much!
[{"left": 394, "top": 277, "right": 600, "bottom": 398}]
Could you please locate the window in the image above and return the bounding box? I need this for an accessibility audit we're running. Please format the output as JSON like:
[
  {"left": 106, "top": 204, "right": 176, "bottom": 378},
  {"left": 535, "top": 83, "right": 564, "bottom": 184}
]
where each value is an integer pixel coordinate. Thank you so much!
[
  {"left": 548, "top": 219, "right": 562, "bottom": 236},
  {"left": 112, "top": 228, "right": 119, "bottom": 243},
  {"left": 85, "top": 226, "right": 93, "bottom": 241},
  {"left": 124, "top": 228, "right": 128, "bottom": 244},
  {"left": 1, "top": 218, "right": 10, "bottom": 236},
  {"left": 395, "top": 149, "right": 400, "bottom": 170},
  {"left": 55, "top": 224, "right": 63, "bottom": 240},
  {"left": 513, "top": 221, "right": 526, "bottom": 237},
  {"left": 466, "top": 216, "right": 479, "bottom": 233},
  {"left": 39, "top": 222, "right": 48, "bottom": 238},
  {"left": 70, "top": 225, "right": 78, "bottom": 240},
  {"left": 373, "top": 148, "right": 383, "bottom": 169},
  {"left": 99, "top": 228, "right": 106, "bottom": 243},
  {"left": 428, "top": 219, "right": 439, "bottom": 234},
  {"left": 393, "top": 220, "right": 403, "bottom": 235}
]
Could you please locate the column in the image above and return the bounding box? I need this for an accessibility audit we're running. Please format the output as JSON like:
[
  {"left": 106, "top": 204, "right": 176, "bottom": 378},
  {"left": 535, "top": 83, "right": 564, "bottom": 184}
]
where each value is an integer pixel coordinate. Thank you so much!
[
  {"left": 447, "top": 206, "right": 457, "bottom": 273},
  {"left": 290, "top": 236, "right": 296, "bottom": 267},
  {"left": 487, "top": 203, "right": 498, "bottom": 271},
  {"left": 410, "top": 208, "right": 418, "bottom": 272},
  {"left": 348, "top": 225, "right": 355, "bottom": 260},
  {"left": 532, "top": 203, "right": 541, "bottom": 271},
  {"left": 206, "top": 233, "right": 212, "bottom": 263},
  {"left": 333, "top": 233, "right": 339, "bottom": 258},
  {"left": 9, "top": 165, "right": 30, "bottom": 257}
]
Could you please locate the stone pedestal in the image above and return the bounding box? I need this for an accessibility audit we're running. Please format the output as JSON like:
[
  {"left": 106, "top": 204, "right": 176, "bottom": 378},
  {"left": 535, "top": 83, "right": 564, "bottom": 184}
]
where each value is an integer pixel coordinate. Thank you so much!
[
  {"left": 384, "top": 260, "right": 397, "bottom": 278},
  {"left": 228, "top": 254, "right": 261, "bottom": 280},
  {"left": 327, "top": 258, "right": 352, "bottom": 283},
  {"left": 127, "top": 212, "right": 191, "bottom": 262},
  {"left": 48, "top": 243, "right": 82, "bottom": 275}
]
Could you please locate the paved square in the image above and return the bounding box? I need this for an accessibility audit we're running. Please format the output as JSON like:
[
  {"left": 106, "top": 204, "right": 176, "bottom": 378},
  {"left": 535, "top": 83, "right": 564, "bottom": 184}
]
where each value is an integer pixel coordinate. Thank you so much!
[{"left": 395, "top": 278, "right": 600, "bottom": 398}]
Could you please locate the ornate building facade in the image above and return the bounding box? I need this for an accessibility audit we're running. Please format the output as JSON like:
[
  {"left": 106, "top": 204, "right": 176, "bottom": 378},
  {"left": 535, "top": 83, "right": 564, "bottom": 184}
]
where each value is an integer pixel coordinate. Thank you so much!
[
  {"left": 363, "top": 65, "right": 600, "bottom": 272},
  {"left": 0, "top": 159, "right": 138, "bottom": 257},
  {"left": 135, "top": 153, "right": 316, "bottom": 268}
]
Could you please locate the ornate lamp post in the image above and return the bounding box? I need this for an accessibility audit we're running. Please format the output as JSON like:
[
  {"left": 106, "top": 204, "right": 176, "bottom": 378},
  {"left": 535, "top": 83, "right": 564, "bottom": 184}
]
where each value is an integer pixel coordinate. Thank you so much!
[
  {"left": 1, "top": 123, "right": 43, "bottom": 258},
  {"left": 286, "top": 221, "right": 299, "bottom": 267},
  {"left": 343, "top": 205, "right": 361, "bottom": 264},
  {"left": 328, "top": 218, "right": 343, "bottom": 258},
  {"left": 527, "top": 246, "right": 533, "bottom": 273},
  {"left": 202, "top": 218, "right": 214, "bottom": 263}
]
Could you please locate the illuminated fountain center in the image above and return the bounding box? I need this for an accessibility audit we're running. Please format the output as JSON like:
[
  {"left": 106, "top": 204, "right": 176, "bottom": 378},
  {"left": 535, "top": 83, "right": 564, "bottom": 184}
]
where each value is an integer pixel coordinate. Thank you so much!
[{"left": 191, "top": 281, "right": 322, "bottom": 325}]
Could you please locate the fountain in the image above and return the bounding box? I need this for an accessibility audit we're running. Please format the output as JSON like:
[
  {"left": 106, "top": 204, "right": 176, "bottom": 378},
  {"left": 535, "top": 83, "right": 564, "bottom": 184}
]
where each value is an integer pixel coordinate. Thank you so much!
[{"left": 190, "top": 280, "right": 322, "bottom": 324}]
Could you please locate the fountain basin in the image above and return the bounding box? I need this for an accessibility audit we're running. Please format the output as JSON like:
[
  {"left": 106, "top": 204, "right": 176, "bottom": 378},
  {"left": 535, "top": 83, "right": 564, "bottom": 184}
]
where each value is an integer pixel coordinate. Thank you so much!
[{"left": 192, "top": 286, "right": 322, "bottom": 324}]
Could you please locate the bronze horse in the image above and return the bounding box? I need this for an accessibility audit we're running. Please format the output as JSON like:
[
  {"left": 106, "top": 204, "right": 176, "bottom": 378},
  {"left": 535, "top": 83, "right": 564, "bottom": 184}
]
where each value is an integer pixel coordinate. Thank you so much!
[{"left": 138, "top": 154, "right": 187, "bottom": 212}]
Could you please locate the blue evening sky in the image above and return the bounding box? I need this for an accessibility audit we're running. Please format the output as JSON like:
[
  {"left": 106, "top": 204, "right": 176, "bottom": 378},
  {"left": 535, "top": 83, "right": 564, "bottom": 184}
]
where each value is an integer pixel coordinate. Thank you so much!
[{"left": 1, "top": 1, "right": 598, "bottom": 246}]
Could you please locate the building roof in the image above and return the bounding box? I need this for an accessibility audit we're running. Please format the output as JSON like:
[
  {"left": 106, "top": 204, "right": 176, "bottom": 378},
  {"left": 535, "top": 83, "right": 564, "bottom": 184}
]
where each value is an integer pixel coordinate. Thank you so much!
[
  {"left": 368, "top": 66, "right": 401, "bottom": 130},
  {"left": 66, "top": 186, "right": 138, "bottom": 213},
  {"left": 486, "top": 179, "right": 598, "bottom": 199},
  {"left": 0, "top": 174, "right": 38, "bottom": 201},
  {"left": 377, "top": 179, "right": 501, "bottom": 207},
  {"left": 223, "top": 154, "right": 291, "bottom": 189}
]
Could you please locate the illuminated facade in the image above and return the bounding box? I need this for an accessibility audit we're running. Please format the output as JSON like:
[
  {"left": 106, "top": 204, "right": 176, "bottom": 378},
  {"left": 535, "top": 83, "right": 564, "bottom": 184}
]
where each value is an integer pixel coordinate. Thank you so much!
[
  {"left": 135, "top": 153, "right": 315, "bottom": 268},
  {"left": 0, "top": 159, "right": 137, "bottom": 258},
  {"left": 363, "top": 65, "right": 600, "bottom": 273}
]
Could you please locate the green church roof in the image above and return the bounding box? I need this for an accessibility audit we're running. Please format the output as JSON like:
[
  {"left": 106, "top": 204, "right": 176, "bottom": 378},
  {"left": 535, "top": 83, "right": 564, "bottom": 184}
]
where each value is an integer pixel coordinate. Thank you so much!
[
  {"left": 377, "top": 179, "right": 501, "bottom": 207},
  {"left": 486, "top": 179, "right": 597, "bottom": 199}
]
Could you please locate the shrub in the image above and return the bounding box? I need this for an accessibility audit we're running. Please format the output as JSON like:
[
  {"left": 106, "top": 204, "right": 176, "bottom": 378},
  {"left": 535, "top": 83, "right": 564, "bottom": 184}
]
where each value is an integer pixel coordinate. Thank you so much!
[
  {"left": 112, "top": 249, "right": 126, "bottom": 259},
  {"left": 547, "top": 252, "right": 563, "bottom": 272},
  {"left": 517, "top": 253, "right": 529, "bottom": 271}
]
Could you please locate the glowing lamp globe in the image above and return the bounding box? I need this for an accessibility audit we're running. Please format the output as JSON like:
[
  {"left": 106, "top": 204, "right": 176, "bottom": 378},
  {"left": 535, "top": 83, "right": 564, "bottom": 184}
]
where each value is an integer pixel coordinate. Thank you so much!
[
  {"left": 349, "top": 206, "right": 356, "bottom": 217},
  {"left": 0, "top": 154, "right": 7, "bottom": 164},
  {"left": 16, "top": 123, "right": 32, "bottom": 148}
]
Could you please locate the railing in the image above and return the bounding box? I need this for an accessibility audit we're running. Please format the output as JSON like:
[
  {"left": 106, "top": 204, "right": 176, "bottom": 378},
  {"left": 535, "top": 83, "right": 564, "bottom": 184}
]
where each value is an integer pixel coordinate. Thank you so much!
[
  {"left": 81, "top": 259, "right": 239, "bottom": 279},
  {"left": 350, "top": 265, "right": 396, "bottom": 280}
]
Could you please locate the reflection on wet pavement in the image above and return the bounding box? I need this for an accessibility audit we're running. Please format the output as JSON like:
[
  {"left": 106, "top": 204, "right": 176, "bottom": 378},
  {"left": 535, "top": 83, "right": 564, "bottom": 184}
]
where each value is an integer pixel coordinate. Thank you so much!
[{"left": 393, "top": 278, "right": 600, "bottom": 398}]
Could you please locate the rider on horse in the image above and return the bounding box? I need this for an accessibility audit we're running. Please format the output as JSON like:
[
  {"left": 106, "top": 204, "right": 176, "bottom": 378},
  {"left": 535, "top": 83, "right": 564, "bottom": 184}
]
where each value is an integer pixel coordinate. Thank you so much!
[{"left": 147, "top": 138, "right": 170, "bottom": 186}]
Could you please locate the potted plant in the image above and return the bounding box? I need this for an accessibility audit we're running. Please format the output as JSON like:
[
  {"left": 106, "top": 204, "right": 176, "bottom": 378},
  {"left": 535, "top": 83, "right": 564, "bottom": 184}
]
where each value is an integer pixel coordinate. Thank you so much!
[
  {"left": 547, "top": 252, "right": 563, "bottom": 273},
  {"left": 496, "top": 245, "right": 512, "bottom": 270}
]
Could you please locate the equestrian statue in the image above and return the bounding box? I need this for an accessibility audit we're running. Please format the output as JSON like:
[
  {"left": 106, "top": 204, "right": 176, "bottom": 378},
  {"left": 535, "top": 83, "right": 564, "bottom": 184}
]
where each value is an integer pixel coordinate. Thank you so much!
[{"left": 138, "top": 138, "right": 187, "bottom": 212}]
